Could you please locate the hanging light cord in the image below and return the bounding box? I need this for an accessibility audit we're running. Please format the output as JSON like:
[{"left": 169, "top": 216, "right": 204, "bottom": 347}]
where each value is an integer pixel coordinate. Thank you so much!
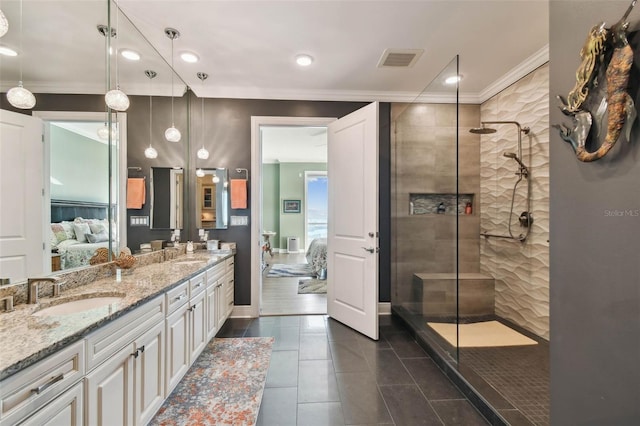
[
  {"left": 18, "top": 0, "right": 23, "bottom": 84},
  {"left": 201, "top": 83, "right": 205, "bottom": 149},
  {"left": 170, "top": 38, "right": 175, "bottom": 126},
  {"left": 149, "top": 93, "right": 153, "bottom": 146},
  {"left": 115, "top": 2, "right": 120, "bottom": 89}
]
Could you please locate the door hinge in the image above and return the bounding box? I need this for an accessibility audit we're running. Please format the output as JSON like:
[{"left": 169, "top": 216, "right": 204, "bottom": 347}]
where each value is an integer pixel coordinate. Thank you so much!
[{"left": 42, "top": 188, "right": 44, "bottom": 196}]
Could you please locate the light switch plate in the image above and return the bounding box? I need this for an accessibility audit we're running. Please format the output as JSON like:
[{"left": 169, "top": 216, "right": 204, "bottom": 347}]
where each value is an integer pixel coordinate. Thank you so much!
[
  {"left": 230, "top": 215, "right": 248, "bottom": 226},
  {"left": 130, "top": 216, "right": 149, "bottom": 226}
]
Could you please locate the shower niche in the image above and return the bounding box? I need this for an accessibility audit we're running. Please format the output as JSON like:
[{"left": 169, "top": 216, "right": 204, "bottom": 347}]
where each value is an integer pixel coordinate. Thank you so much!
[{"left": 409, "top": 193, "right": 474, "bottom": 215}]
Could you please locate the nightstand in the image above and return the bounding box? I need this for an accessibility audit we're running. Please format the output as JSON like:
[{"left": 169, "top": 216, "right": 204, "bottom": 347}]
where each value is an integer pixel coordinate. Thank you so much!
[{"left": 51, "top": 253, "right": 61, "bottom": 272}]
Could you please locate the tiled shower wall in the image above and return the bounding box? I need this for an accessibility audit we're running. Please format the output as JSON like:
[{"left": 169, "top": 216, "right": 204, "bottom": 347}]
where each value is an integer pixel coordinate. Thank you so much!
[
  {"left": 391, "top": 103, "right": 481, "bottom": 305},
  {"left": 480, "top": 64, "right": 550, "bottom": 339}
]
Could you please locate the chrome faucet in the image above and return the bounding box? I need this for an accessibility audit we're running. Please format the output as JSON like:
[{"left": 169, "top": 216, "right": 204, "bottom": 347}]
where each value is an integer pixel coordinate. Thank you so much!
[{"left": 27, "top": 277, "right": 61, "bottom": 304}]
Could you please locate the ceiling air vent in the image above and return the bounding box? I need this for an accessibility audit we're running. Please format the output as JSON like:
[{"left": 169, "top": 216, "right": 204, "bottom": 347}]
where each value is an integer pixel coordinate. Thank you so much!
[{"left": 377, "top": 48, "right": 424, "bottom": 68}]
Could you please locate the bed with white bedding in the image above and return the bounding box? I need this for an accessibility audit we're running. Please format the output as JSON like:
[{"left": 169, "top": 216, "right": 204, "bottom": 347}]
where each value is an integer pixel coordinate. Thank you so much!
[
  {"left": 50, "top": 200, "right": 116, "bottom": 270},
  {"left": 305, "top": 238, "right": 327, "bottom": 275}
]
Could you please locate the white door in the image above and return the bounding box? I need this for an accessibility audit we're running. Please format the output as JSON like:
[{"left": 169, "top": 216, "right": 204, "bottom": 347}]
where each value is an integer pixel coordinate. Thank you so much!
[
  {"left": 327, "top": 102, "right": 379, "bottom": 340},
  {"left": 0, "top": 109, "right": 45, "bottom": 282}
]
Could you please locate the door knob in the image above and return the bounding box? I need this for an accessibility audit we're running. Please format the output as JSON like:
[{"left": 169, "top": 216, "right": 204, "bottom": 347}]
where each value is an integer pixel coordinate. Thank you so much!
[{"left": 362, "top": 247, "right": 377, "bottom": 253}]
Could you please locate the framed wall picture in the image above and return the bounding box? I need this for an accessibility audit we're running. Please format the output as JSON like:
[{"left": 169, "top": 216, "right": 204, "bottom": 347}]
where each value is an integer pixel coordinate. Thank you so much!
[{"left": 283, "top": 199, "right": 301, "bottom": 213}]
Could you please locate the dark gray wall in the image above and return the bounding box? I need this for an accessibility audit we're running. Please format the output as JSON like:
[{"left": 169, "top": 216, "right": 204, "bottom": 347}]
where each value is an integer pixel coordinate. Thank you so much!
[{"left": 550, "top": 2, "right": 640, "bottom": 423}]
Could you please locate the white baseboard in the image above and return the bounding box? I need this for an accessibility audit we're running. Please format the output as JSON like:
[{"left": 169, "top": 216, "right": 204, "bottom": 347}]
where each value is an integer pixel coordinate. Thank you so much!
[
  {"left": 378, "top": 302, "right": 391, "bottom": 315},
  {"left": 231, "top": 305, "right": 258, "bottom": 318}
]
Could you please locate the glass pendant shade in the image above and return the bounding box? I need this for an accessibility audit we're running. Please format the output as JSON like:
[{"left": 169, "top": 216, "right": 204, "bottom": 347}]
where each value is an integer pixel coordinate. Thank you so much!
[
  {"left": 197, "top": 147, "right": 209, "bottom": 160},
  {"left": 212, "top": 175, "right": 220, "bottom": 184},
  {"left": 144, "top": 146, "right": 158, "bottom": 159},
  {"left": 105, "top": 88, "right": 130, "bottom": 112},
  {"left": 0, "top": 9, "right": 8, "bottom": 38},
  {"left": 97, "top": 124, "right": 116, "bottom": 140},
  {"left": 196, "top": 168, "right": 205, "bottom": 178},
  {"left": 6, "top": 82, "right": 36, "bottom": 109},
  {"left": 165, "top": 125, "right": 181, "bottom": 142}
]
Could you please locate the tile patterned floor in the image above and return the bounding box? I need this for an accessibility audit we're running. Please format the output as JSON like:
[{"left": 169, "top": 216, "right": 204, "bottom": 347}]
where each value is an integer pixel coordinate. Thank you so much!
[{"left": 218, "top": 315, "right": 489, "bottom": 426}]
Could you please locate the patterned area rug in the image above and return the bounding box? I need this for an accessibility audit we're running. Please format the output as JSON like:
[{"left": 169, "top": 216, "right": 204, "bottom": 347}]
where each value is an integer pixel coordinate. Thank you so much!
[
  {"left": 266, "top": 263, "right": 315, "bottom": 278},
  {"left": 298, "top": 278, "right": 327, "bottom": 294},
  {"left": 150, "top": 337, "right": 274, "bottom": 426}
]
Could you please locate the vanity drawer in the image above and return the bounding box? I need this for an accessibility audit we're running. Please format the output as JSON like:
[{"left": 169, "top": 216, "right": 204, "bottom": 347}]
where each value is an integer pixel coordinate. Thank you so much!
[
  {"left": 189, "top": 272, "right": 206, "bottom": 298},
  {"left": 206, "top": 263, "right": 226, "bottom": 286},
  {"left": 0, "top": 340, "right": 84, "bottom": 425},
  {"left": 85, "top": 295, "right": 164, "bottom": 372},
  {"left": 225, "top": 256, "right": 235, "bottom": 271},
  {"left": 166, "top": 281, "right": 189, "bottom": 315}
]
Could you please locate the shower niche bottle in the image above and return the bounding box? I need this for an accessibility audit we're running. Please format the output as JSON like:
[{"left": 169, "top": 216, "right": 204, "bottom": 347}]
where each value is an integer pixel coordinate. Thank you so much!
[{"left": 465, "top": 202, "right": 473, "bottom": 215}]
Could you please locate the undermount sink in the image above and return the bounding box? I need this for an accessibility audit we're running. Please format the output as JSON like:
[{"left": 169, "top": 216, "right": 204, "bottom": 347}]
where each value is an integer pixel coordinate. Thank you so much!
[{"left": 33, "top": 296, "right": 124, "bottom": 317}]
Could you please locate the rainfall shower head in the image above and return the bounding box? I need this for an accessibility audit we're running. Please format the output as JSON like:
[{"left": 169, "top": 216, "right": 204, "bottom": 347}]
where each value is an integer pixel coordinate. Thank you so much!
[{"left": 469, "top": 125, "right": 497, "bottom": 135}]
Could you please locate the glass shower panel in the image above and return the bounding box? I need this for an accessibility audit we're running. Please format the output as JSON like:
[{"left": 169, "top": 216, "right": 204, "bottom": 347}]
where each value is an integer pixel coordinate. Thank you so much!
[{"left": 391, "top": 56, "right": 460, "bottom": 363}]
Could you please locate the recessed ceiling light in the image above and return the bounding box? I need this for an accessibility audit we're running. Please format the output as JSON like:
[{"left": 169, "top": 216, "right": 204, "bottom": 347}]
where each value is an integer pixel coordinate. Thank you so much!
[
  {"left": 295, "top": 54, "right": 313, "bottom": 67},
  {"left": 121, "top": 49, "right": 141, "bottom": 61},
  {"left": 0, "top": 46, "right": 18, "bottom": 57},
  {"left": 180, "top": 52, "right": 199, "bottom": 63},
  {"left": 445, "top": 75, "right": 462, "bottom": 85}
]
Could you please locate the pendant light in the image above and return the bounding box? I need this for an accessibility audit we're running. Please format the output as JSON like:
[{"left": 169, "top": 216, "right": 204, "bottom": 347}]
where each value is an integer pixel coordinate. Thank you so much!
[
  {"left": 196, "top": 168, "right": 205, "bottom": 178},
  {"left": 6, "top": 0, "right": 35, "bottom": 109},
  {"left": 164, "top": 28, "right": 181, "bottom": 142},
  {"left": 144, "top": 70, "right": 158, "bottom": 159},
  {"left": 196, "top": 72, "right": 209, "bottom": 159},
  {"left": 104, "top": 3, "right": 129, "bottom": 112},
  {"left": 0, "top": 9, "right": 9, "bottom": 38},
  {"left": 97, "top": 123, "right": 116, "bottom": 140}
]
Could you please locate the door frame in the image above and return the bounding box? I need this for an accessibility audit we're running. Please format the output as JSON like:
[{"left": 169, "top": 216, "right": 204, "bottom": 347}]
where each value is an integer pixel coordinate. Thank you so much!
[{"left": 249, "top": 116, "right": 335, "bottom": 317}]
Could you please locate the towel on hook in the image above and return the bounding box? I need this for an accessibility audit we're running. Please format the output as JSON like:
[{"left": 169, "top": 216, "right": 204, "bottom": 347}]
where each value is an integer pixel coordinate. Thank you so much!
[
  {"left": 230, "top": 179, "right": 247, "bottom": 209},
  {"left": 126, "top": 178, "right": 146, "bottom": 209}
]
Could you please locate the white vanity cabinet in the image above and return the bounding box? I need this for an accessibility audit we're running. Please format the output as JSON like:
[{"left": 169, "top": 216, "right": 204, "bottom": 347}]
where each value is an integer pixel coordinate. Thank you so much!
[
  {"left": 224, "top": 257, "right": 235, "bottom": 319},
  {"left": 205, "top": 262, "right": 226, "bottom": 340},
  {"left": 164, "top": 281, "right": 190, "bottom": 396},
  {"left": 188, "top": 272, "right": 207, "bottom": 362},
  {"left": 84, "top": 296, "right": 165, "bottom": 426},
  {"left": 0, "top": 341, "right": 85, "bottom": 426}
]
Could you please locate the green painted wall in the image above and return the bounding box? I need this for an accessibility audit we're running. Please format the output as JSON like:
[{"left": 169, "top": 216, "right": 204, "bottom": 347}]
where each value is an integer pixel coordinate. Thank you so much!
[
  {"left": 262, "top": 163, "right": 280, "bottom": 248},
  {"left": 278, "top": 162, "right": 327, "bottom": 250},
  {"left": 50, "top": 125, "right": 109, "bottom": 203}
]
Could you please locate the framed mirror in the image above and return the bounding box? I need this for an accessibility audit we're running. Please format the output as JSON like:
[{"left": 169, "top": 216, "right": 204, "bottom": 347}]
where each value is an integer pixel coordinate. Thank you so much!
[
  {"left": 150, "top": 167, "right": 184, "bottom": 230},
  {"left": 196, "top": 168, "right": 229, "bottom": 229}
]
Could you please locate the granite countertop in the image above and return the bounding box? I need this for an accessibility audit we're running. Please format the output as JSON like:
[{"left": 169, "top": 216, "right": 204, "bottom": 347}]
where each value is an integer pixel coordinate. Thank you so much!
[{"left": 0, "top": 251, "right": 232, "bottom": 381}]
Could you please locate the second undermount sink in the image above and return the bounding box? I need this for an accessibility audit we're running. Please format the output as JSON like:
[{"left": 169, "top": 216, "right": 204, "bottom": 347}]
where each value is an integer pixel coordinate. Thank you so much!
[{"left": 33, "top": 295, "right": 125, "bottom": 317}]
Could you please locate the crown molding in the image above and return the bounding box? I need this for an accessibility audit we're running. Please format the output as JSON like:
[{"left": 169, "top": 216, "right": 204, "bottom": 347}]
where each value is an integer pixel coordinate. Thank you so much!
[{"left": 478, "top": 44, "right": 549, "bottom": 104}]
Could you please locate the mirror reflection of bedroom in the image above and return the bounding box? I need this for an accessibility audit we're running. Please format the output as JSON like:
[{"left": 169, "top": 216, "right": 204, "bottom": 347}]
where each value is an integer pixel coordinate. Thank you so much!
[
  {"left": 47, "top": 118, "right": 122, "bottom": 272},
  {"left": 260, "top": 126, "right": 328, "bottom": 315}
]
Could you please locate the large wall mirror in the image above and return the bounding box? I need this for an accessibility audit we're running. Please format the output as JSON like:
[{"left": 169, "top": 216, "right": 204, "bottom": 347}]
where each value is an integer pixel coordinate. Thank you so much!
[
  {"left": 150, "top": 167, "right": 184, "bottom": 230},
  {"left": 0, "top": 0, "right": 188, "bottom": 281},
  {"left": 196, "top": 169, "right": 229, "bottom": 230}
]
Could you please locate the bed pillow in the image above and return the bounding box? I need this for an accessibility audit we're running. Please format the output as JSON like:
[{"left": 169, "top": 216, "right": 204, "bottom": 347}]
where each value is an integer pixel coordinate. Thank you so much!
[
  {"left": 89, "top": 223, "right": 105, "bottom": 234},
  {"left": 51, "top": 223, "right": 69, "bottom": 244},
  {"left": 86, "top": 231, "right": 109, "bottom": 243},
  {"left": 60, "top": 221, "right": 76, "bottom": 240},
  {"left": 49, "top": 227, "right": 59, "bottom": 249},
  {"left": 72, "top": 222, "right": 91, "bottom": 243}
]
